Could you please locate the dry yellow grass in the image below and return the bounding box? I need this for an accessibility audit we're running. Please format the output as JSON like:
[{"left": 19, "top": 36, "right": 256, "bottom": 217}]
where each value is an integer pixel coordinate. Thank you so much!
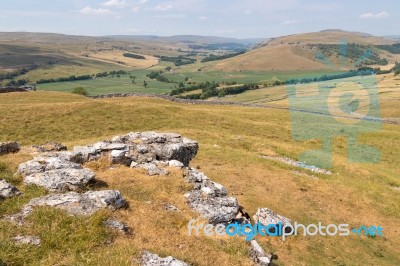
[
  {"left": 0, "top": 91, "right": 399, "bottom": 265},
  {"left": 215, "top": 45, "right": 328, "bottom": 72},
  {"left": 81, "top": 50, "right": 159, "bottom": 69}
]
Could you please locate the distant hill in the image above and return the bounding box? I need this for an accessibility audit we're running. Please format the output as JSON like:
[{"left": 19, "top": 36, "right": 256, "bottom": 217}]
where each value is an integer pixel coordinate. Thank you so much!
[{"left": 214, "top": 30, "right": 399, "bottom": 71}]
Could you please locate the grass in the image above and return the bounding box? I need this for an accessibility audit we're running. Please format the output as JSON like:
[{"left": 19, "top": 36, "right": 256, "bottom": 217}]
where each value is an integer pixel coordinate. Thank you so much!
[{"left": 0, "top": 91, "right": 399, "bottom": 265}]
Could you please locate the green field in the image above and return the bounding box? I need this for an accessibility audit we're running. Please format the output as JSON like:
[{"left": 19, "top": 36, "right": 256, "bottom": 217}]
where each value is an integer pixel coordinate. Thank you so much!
[{"left": 37, "top": 71, "right": 176, "bottom": 95}]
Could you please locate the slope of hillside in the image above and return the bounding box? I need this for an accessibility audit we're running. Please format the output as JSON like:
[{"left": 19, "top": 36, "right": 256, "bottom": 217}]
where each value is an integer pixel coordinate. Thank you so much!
[
  {"left": 0, "top": 91, "right": 399, "bottom": 265},
  {"left": 214, "top": 30, "right": 397, "bottom": 72}
]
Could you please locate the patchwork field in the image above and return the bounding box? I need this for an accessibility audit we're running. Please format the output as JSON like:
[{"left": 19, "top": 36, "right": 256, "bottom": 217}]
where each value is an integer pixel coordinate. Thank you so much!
[{"left": 0, "top": 91, "right": 399, "bottom": 265}]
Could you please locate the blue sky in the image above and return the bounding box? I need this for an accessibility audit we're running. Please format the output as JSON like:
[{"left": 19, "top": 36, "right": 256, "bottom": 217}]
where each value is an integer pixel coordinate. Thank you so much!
[{"left": 0, "top": 0, "right": 398, "bottom": 38}]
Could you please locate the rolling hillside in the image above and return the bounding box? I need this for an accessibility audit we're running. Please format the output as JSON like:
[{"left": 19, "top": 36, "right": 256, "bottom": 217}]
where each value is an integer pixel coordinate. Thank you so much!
[{"left": 214, "top": 30, "right": 400, "bottom": 72}]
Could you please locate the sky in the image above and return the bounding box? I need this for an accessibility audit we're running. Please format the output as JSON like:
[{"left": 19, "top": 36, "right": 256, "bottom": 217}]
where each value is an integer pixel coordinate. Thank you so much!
[{"left": 0, "top": 0, "right": 398, "bottom": 38}]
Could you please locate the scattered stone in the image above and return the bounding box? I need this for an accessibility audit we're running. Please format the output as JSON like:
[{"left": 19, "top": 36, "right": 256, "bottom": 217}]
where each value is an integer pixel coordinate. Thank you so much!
[
  {"left": 164, "top": 203, "right": 179, "bottom": 212},
  {"left": 12, "top": 235, "right": 41, "bottom": 246},
  {"left": 184, "top": 168, "right": 239, "bottom": 224},
  {"left": 104, "top": 218, "right": 131, "bottom": 235},
  {"left": 168, "top": 160, "right": 184, "bottom": 169},
  {"left": 249, "top": 240, "right": 273, "bottom": 266},
  {"left": 141, "top": 251, "right": 188, "bottom": 266},
  {"left": 253, "top": 208, "right": 292, "bottom": 234},
  {"left": 24, "top": 168, "right": 96, "bottom": 192},
  {"left": 260, "top": 155, "right": 332, "bottom": 175},
  {"left": 32, "top": 142, "right": 67, "bottom": 153},
  {"left": 0, "top": 142, "right": 20, "bottom": 155},
  {"left": 138, "top": 163, "right": 169, "bottom": 176},
  {"left": 0, "top": 179, "right": 21, "bottom": 199},
  {"left": 8, "top": 190, "right": 126, "bottom": 224}
]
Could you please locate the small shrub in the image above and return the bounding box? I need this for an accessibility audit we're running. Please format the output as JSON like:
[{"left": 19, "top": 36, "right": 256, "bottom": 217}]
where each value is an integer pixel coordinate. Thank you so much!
[{"left": 71, "top": 87, "right": 89, "bottom": 96}]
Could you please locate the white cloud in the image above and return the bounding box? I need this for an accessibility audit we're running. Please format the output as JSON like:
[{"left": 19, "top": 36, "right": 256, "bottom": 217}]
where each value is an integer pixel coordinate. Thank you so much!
[
  {"left": 102, "top": 0, "right": 127, "bottom": 8},
  {"left": 80, "top": 6, "right": 113, "bottom": 15},
  {"left": 154, "top": 4, "right": 173, "bottom": 11},
  {"left": 132, "top": 6, "right": 140, "bottom": 13},
  {"left": 360, "top": 11, "right": 389, "bottom": 19},
  {"left": 282, "top": 19, "right": 299, "bottom": 25},
  {"left": 244, "top": 9, "right": 252, "bottom": 15},
  {"left": 139, "top": 0, "right": 148, "bottom": 3},
  {"left": 197, "top": 16, "right": 208, "bottom": 20}
]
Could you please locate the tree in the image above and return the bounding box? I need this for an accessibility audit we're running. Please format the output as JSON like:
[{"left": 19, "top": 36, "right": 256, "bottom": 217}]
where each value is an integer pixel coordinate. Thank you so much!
[
  {"left": 71, "top": 87, "right": 88, "bottom": 96},
  {"left": 131, "top": 75, "right": 137, "bottom": 84},
  {"left": 143, "top": 80, "right": 148, "bottom": 88}
]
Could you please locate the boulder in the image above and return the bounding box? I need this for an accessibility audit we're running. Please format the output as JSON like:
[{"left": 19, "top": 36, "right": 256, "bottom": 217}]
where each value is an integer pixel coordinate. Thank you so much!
[
  {"left": 0, "top": 179, "right": 21, "bottom": 199},
  {"left": 141, "top": 251, "right": 188, "bottom": 266},
  {"left": 185, "top": 190, "right": 239, "bottom": 224},
  {"left": 24, "top": 168, "right": 96, "bottom": 192},
  {"left": 116, "top": 132, "right": 198, "bottom": 166},
  {"left": 253, "top": 208, "right": 291, "bottom": 227},
  {"left": 17, "top": 156, "right": 82, "bottom": 177},
  {"left": 184, "top": 169, "right": 239, "bottom": 224},
  {"left": 12, "top": 235, "right": 41, "bottom": 246},
  {"left": 0, "top": 142, "right": 20, "bottom": 155},
  {"left": 9, "top": 190, "right": 126, "bottom": 223},
  {"left": 249, "top": 240, "right": 272, "bottom": 265}
]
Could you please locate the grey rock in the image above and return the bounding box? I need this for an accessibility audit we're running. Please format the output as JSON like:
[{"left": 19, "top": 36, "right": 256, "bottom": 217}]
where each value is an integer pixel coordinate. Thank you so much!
[
  {"left": 141, "top": 251, "right": 188, "bottom": 266},
  {"left": 32, "top": 142, "right": 67, "bottom": 153},
  {"left": 184, "top": 169, "right": 239, "bottom": 224},
  {"left": 138, "top": 163, "right": 169, "bottom": 176},
  {"left": 249, "top": 240, "right": 272, "bottom": 266},
  {"left": 117, "top": 132, "right": 198, "bottom": 166},
  {"left": 9, "top": 190, "right": 126, "bottom": 223},
  {"left": 0, "top": 179, "right": 21, "bottom": 199},
  {"left": 130, "top": 161, "right": 139, "bottom": 168},
  {"left": 104, "top": 218, "right": 131, "bottom": 235},
  {"left": 185, "top": 190, "right": 239, "bottom": 225},
  {"left": 24, "top": 168, "right": 95, "bottom": 192},
  {"left": 168, "top": 160, "right": 184, "bottom": 168},
  {"left": 17, "top": 156, "right": 82, "bottom": 177},
  {"left": 0, "top": 142, "right": 20, "bottom": 155},
  {"left": 253, "top": 208, "right": 291, "bottom": 227},
  {"left": 12, "top": 235, "right": 41, "bottom": 246}
]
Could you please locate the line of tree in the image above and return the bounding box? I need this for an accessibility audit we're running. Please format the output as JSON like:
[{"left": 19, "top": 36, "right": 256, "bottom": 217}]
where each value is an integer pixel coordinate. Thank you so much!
[
  {"left": 175, "top": 82, "right": 259, "bottom": 100},
  {"left": 37, "top": 74, "right": 92, "bottom": 84},
  {"left": 95, "top": 70, "right": 127, "bottom": 78},
  {"left": 201, "top": 51, "right": 245, "bottom": 63},
  {"left": 4, "top": 79, "right": 28, "bottom": 87},
  {"left": 155, "top": 55, "right": 197, "bottom": 66},
  {"left": 285, "top": 69, "right": 376, "bottom": 85},
  {"left": 36, "top": 70, "right": 128, "bottom": 84},
  {"left": 123, "top": 53, "right": 146, "bottom": 60},
  {"left": 146, "top": 71, "right": 172, "bottom": 83},
  {"left": 376, "top": 43, "right": 400, "bottom": 54},
  {"left": 393, "top": 63, "right": 400, "bottom": 76},
  {"left": 0, "top": 65, "right": 37, "bottom": 81},
  {"left": 315, "top": 43, "right": 388, "bottom": 66}
]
